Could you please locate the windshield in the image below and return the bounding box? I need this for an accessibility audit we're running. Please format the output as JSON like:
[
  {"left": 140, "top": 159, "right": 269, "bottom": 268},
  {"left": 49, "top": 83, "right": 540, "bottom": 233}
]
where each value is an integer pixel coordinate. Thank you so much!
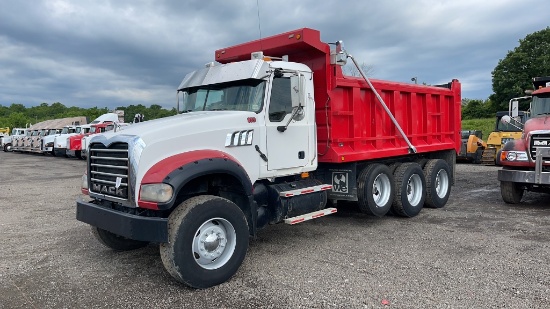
[
  {"left": 48, "top": 129, "right": 58, "bottom": 135},
  {"left": 90, "top": 127, "right": 97, "bottom": 134},
  {"left": 531, "top": 94, "right": 550, "bottom": 116},
  {"left": 61, "top": 128, "right": 69, "bottom": 134},
  {"left": 182, "top": 79, "right": 265, "bottom": 113},
  {"left": 76, "top": 127, "right": 82, "bottom": 134}
]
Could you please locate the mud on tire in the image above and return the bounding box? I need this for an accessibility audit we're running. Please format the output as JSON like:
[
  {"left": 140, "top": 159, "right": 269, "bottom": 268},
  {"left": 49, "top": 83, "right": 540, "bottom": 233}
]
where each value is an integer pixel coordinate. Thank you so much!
[{"left": 160, "top": 195, "right": 249, "bottom": 289}]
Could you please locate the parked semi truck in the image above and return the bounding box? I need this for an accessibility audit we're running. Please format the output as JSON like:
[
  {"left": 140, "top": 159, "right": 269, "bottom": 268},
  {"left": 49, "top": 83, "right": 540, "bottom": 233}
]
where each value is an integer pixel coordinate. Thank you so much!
[
  {"left": 66, "top": 113, "right": 119, "bottom": 159},
  {"left": 76, "top": 28, "right": 461, "bottom": 288},
  {"left": 497, "top": 76, "right": 550, "bottom": 203},
  {"left": 1, "top": 128, "right": 27, "bottom": 152}
]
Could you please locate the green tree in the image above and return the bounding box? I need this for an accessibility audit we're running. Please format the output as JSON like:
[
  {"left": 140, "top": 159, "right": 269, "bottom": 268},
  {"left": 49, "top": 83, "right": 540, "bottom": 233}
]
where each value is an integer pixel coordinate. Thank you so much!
[
  {"left": 490, "top": 27, "right": 550, "bottom": 111},
  {"left": 4, "top": 112, "right": 31, "bottom": 128},
  {"left": 462, "top": 99, "right": 494, "bottom": 120}
]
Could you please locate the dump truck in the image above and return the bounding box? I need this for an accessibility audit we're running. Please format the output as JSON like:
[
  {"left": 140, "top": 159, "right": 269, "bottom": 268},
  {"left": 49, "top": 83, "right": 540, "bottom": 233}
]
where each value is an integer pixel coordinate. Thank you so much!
[
  {"left": 497, "top": 76, "right": 550, "bottom": 203},
  {"left": 76, "top": 28, "right": 461, "bottom": 288}
]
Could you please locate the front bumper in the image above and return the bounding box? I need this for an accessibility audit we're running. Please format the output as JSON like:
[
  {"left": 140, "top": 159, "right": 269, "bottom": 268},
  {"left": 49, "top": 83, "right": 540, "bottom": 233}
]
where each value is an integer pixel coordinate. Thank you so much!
[
  {"left": 498, "top": 169, "right": 550, "bottom": 185},
  {"left": 76, "top": 197, "right": 168, "bottom": 243}
]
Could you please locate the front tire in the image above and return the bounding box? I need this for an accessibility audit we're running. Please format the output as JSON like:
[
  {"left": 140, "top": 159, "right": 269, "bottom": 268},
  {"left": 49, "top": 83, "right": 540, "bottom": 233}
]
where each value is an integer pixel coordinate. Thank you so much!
[
  {"left": 357, "top": 164, "right": 395, "bottom": 217},
  {"left": 500, "top": 181, "right": 524, "bottom": 204},
  {"left": 423, "top": 159, "right": 451, "bottom": 208},
  {"left": 160, "top": 195, "right": 249, "bottom": 289},
  {"left": 392, "top": 163, "right": 426, "bottom": 217},
  {"left": 91, "top": 227, "right": 149, "bottom": 251}
]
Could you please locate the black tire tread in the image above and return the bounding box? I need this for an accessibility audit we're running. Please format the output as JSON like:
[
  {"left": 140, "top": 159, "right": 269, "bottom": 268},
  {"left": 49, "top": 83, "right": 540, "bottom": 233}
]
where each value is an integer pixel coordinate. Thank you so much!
[
  {"left": 500, "top": 181, "right": 524, "bottom": 204},
  {"left": 159, "top": 195, "right": 248, "bottom": 288},
  {"left": 423, "top": 159, "right": 452, "bottom": 208},
  {"left": 392, "top": 162, "right": 426, "bottom": 217},
  {"left": 357, "top": 164, "right": 395, "bottom": 217}
]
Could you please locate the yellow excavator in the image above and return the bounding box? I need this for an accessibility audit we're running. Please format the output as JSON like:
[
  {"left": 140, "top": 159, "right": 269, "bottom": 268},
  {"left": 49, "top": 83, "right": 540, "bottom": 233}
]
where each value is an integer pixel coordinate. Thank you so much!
[
  {"left": 480, "top": 110, "right": 529, "bottom": 165},
  {"left": 458, "top": 130, "right": 487, "bottom": 163}
]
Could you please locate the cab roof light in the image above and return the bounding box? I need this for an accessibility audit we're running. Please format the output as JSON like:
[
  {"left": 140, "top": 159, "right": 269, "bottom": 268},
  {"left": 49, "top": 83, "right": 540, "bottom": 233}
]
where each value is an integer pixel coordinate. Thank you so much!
[{"left": 251, "top": 51, "right": 288, "bottom": 62}]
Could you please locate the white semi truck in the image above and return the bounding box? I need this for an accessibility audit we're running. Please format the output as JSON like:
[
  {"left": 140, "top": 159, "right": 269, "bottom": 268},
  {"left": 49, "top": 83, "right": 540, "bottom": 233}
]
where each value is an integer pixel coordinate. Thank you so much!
[{"left": 1, "top": 128, "right": 28, "bottom": 152}]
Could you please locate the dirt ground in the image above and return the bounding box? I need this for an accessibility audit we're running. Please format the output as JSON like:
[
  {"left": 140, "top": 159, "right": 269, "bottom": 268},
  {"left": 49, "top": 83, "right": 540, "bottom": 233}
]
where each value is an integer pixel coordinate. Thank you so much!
[{"left": 1, "top": 151, "right": 549, "bottom": 309}]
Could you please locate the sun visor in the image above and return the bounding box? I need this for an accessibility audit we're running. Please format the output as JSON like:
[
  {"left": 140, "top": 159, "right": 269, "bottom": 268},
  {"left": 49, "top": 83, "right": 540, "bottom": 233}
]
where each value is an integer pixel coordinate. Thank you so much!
[{"left": 178, "top": 59, "right": 267, "bottom": 90}]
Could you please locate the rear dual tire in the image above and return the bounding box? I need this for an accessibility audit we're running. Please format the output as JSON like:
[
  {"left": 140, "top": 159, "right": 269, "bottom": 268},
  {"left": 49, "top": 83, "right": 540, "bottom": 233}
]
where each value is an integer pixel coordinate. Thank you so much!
[
  {"left": 392, "top": 162, "right": 426, "bottom": 217},
  {"left": 423, "top": 159, "right": 452, "bottom": 208},
  {"left": 357, "top": 164, "right": 395, "bottom": 217},
  {"left": 357, "top": 160, "right": 451, "bottom": 218}
]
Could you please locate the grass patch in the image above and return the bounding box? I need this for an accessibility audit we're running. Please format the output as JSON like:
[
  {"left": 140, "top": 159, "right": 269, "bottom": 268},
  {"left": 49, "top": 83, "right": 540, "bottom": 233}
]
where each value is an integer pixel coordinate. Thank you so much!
[{"left": 462, "top": 118, "right": 496, "bottom": 140}]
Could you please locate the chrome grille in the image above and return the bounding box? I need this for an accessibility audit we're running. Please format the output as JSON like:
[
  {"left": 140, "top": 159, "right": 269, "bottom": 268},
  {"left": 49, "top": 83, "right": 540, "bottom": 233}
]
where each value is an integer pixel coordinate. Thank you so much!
[
  {"left": 89, "top": 142, "right": 129, "bottom": 200},
  {"left": 529, "top": 134, "right": 550, "bottom": 161}
]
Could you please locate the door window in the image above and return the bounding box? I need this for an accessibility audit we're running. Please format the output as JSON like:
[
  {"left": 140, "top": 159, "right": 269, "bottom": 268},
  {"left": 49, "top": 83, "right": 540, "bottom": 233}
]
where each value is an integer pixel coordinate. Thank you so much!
[{"left": 269, "top": 77, "right": 293, "bottom": 122}]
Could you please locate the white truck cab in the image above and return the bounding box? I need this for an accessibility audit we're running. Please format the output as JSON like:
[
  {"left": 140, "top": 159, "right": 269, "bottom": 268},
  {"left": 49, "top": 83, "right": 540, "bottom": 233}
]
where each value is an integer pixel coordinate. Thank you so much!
[
  {"left": 43, "top": 126, "right": 76, "bottom": 155},
  {"left": 54, "top": 125, "right": 90, "bottom": 157},
  {"left": 1, "top": 128, "right": 28, "bottom": 152}
]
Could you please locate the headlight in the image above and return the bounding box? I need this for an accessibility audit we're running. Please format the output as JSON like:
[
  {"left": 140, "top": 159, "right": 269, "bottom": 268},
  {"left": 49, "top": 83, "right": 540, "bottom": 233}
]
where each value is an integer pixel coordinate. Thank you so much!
[
  {"left": 501, "top": 151, "right": 528, "bottom": 162},
  {"left": 45, "top": 142, "right": 54, "bottom": 147},
  {"left": 140, "top": 183, "right": 173, "bottom": 203}
]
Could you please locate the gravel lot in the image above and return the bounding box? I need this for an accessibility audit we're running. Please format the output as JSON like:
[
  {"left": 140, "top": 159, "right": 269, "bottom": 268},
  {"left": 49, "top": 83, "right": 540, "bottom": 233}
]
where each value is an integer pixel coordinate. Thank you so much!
[{"left": 1, "top": 151, "right": 549, "bottom": 309}]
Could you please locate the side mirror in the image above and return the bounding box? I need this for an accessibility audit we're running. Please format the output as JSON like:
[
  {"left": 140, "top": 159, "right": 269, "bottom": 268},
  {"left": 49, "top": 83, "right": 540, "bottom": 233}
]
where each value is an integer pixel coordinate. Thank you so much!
[
  {"left": 511, "top": 100, "right": 519, "bottom": 117},
  {"left": 501, "top": 115, "right": 511, "bottom": 124},
  {"left": 290, "top": 75, "right": 304, "bottom": 108}
]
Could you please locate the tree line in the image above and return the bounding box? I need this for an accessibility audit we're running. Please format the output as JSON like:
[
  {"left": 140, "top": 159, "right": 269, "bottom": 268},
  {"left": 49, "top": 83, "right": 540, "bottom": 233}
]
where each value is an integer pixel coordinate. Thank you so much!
[
  {"left": 1, "top": 27, "right": 548, "bottom": 125},
  {"left": 0, "top": 102, "right": 177, "bottom": 128},
  {"left": 461, "top": 26, "right": 550, "bottom": 120}
]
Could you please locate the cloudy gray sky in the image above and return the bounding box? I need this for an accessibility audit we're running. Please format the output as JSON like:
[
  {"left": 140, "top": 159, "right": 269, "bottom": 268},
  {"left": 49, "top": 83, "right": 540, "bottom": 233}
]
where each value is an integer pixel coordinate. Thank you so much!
[{"left": 1, "top": 0, "right": 548, "bottom": 110}]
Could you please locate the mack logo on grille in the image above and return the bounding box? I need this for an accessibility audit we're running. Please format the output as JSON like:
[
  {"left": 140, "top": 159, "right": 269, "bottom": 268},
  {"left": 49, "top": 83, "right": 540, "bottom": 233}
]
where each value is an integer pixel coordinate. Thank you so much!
[
  {"left": 533, "top": 140, "right": 548, "bottom": 146},
  {"left": 92, "top": 183, "right": 126, "bottom": 197}
]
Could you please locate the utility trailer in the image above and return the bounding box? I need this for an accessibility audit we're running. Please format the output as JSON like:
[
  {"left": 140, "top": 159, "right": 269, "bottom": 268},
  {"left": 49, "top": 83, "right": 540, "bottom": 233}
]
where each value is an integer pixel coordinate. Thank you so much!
[{"left": 76, "top": 28, "right": 461, "bottom": 288}]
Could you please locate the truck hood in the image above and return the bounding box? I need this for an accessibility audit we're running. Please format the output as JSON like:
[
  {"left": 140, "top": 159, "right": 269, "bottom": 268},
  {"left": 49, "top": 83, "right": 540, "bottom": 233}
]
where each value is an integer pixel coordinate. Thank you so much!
[
  {"left": 98, "top": 111, "right": 259, "bottom": 145},
  {"left": 93, "top": 111, "right": 261, "bottom": 194},
  {"left": 524, "top": 115, "right": 550, "bottom": 133}
]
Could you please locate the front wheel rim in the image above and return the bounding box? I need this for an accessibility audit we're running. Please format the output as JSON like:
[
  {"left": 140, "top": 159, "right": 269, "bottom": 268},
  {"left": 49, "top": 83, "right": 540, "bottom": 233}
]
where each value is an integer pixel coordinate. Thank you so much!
[
  {"left": 192, "top": 218, "right": 236, "bottom": 270},
  {"left": 406, "top": 174, "right": 423, "bottom": 206}
]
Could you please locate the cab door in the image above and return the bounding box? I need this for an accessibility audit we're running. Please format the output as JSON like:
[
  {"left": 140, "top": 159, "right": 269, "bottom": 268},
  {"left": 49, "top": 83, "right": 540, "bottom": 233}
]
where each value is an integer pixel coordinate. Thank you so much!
[{"left": 265, "top": 74, "right": 309, "bottom": 170}]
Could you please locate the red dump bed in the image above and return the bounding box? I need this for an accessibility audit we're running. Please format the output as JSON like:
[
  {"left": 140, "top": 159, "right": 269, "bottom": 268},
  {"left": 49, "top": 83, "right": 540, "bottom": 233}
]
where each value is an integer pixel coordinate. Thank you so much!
[{"left": 216, "top": 28, "right": 461, "bottom": 164}]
